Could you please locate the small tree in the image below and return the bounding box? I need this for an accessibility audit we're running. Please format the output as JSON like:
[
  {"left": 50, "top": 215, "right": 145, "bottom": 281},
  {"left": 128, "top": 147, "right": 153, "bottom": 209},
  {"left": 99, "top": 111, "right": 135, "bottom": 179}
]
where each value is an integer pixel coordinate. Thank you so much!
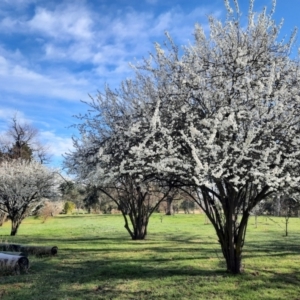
[
  {"left": 280, "top": 195, "right": 299, "bottom": 236},
  {"left": 60, "top": 181, "right": 85, "bottom": 211},
  {"left": 83, "top": 185, "right": 100, "bottom": 213},
  {"left": 180, "top": 199, "right": 195, "bottom": 214},
  {"left": 251, "top": 201, "right": 266, "bottom": 228},
  {"left": 64, "top": 201, "right": 76, "bottom": 214},
  {"left": 37, "top": 201, "right": 63, "bottom": 222},
  {"left": 0, "top": 159, "right": 58, "bottom": 235}
]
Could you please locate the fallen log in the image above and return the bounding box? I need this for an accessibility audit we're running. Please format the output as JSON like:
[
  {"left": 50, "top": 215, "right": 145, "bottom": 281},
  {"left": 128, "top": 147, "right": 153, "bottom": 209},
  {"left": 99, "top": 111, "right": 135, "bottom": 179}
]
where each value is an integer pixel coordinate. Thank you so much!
[
  {"left": 0, "top": 243, "right": 20, "bottom": 252},
  {"left": 0, "top": 251, "right": 27, "bottom": 257},
  {"left": 0, "top": 244, "right": 58, "bottom": 256},
  {"left": 0, "top": 253, "right": 29, "bottom": 274},
  {"left": 20, "top": 245, "right": 58, "bottom": 256}
]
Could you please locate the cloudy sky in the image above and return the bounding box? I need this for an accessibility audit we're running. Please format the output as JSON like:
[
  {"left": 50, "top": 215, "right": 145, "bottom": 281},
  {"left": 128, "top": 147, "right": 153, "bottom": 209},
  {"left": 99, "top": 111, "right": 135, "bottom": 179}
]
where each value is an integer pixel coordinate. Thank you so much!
[{"left": 0, "top": 0, "right": 299, "bottom": 170}]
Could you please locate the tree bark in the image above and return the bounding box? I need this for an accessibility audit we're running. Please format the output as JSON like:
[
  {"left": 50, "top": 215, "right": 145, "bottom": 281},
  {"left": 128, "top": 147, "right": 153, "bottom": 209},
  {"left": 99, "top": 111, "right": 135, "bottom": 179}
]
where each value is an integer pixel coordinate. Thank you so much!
[
  {"left": 216, "top": 213, "right": 249, "bottom": 274},
  {"left": 10, "top": 219, "right": 21, "bottom": 236},
  {"left": 165, "top": 196, "right": 173, "bottom": 215},
  {"left": 123, "top": 211, "right": 149, "bottom": 240},
  {"left": 132, "top": 214, "right": 148, "bottom": 240}
]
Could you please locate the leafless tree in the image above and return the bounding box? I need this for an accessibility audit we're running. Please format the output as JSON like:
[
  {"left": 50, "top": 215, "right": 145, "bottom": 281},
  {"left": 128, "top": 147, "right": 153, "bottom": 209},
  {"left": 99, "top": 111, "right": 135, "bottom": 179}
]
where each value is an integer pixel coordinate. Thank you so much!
[{"left": 0, "top": 116, "right": 51, "bottom": 164}]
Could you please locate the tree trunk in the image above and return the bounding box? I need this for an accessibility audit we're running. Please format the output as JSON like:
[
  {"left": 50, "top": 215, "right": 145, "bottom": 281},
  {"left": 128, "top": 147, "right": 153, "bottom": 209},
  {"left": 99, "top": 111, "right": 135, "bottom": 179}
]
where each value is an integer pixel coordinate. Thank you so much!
[
  {"left": 221, "top": 240, "right": 243, "bottom": 274},
  {"left": 10, "top": 219, "right": 21, "bottom": 236},
  {"left": 122, "top": 211, "right": 149, "bottom": 240},
  {"left": 132, "top": 215, "right": 148, "bottom": 240},
  {"left": 165, "top": 196, "right": 173, "bottom": 215},
  {"left": 183, "top": 181, "right": 272, "bottom": 274},
  {"left": 206, "top": 203, "right": 249, "bottom": 275},
  {"left": 218, "top": 213, "right": 249, "bottom": 274}
]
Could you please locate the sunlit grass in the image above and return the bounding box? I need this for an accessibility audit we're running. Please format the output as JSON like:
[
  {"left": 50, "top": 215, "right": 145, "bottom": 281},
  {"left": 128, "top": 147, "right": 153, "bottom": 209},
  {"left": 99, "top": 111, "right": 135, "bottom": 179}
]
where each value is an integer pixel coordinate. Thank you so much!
[{"left": 0, "top": 213, "right": 300, "bottom": 299}]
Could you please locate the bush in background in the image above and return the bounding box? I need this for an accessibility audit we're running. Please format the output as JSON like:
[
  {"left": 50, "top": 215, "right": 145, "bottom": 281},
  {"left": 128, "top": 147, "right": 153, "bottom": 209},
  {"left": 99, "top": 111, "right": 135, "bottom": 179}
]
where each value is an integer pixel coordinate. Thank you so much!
[{"left": 64, "top": 201, "right": 76, "bottom": 214}]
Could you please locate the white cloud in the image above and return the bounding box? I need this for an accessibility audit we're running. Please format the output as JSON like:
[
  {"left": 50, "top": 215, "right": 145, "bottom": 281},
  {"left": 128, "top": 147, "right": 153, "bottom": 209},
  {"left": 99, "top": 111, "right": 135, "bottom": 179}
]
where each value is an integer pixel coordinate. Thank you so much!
[
  {"left": 0, "top": 3, "right": 221, "bottom": 104},
  {"left": 28, "top": 4, "right": 94, "bottom": 41},
  {"left": 40, "top": 130, "right": 74, "bottom": 158},
  {"left": 0, "top": 108, "right": 28, "bottom": 127},
  {"left": 0, "top": 54, "right": 91, "bottom": 101}
]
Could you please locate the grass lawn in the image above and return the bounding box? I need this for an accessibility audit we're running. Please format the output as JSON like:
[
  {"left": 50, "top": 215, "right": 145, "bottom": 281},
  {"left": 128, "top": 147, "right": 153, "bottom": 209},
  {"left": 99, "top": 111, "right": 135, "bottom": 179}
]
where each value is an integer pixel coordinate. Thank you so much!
[{"left": 0, "top": 213, "right": 300, "bottom": 299}]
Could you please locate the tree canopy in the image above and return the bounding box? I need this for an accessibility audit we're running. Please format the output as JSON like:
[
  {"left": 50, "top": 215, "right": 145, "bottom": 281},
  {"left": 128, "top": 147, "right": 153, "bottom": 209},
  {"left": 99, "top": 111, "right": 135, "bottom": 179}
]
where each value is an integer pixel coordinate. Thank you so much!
[
  {"left": 65, "top": 0, "right": 300, "bottom": 273},
  {"left": 0, "top": 159, "right": 59, "bottom": 235}
]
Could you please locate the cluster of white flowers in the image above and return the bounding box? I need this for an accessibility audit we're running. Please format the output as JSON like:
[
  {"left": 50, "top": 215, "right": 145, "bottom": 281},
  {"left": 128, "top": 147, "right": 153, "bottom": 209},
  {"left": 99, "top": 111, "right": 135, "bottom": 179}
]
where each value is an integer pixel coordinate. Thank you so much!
[
  {"left": 66, "top": 0, "right": 300, "bottom": 210},
  {"left": 0, "top": 159, "right": 59, "bottom": 233}
]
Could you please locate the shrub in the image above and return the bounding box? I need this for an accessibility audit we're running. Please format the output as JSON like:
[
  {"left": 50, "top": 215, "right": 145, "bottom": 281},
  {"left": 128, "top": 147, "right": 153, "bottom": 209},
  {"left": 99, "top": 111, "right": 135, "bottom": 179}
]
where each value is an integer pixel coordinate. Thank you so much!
[
  {"left": 64, "top": 201, "right": 76, "bottom": 214},
  {"left": 37, "top": 201, "right": 64, "bottom": 222}
]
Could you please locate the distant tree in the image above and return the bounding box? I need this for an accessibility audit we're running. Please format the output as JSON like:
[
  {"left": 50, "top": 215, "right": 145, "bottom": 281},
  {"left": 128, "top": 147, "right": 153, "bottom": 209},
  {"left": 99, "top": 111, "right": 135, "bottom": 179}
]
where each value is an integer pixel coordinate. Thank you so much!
[
  {"left": 64, "top": 201, "right": 76, "bottom": 214},
  {"left": 59, "top": 181, "right": 85, "bottom": 211},
  {"left": 59, "top": 180, "right": 75, "bottom": 195},
  {"left": 37, "top": 201, "right": 63, "bottom": 223},
  {"left": 251, "top": 201, "right": 266, "bottom": 228},
  {"left": 280, "top": 195, "right": 300, "bottom": 236},
  {"left": 180, "top": 199, "right": 195, "bottom": 214},
  {"left": 0, "top": 159, "right": 58, "bottom": 235},
  {"left": 0, "top": 116, "right": 50, "bottom": 164},
  {"left": 83, "top": 185, "right": 100, "bottom": 213},
  {"left": 165, "top": 196, "right": 174, "bottom": 215}
]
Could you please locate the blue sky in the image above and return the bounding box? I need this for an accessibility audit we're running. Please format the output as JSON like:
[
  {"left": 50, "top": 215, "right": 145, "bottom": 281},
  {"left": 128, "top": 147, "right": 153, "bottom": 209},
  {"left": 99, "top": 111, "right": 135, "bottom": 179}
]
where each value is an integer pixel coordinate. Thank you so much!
[{"left": 0, "top": 0, "right": 299, "bottom": 170}]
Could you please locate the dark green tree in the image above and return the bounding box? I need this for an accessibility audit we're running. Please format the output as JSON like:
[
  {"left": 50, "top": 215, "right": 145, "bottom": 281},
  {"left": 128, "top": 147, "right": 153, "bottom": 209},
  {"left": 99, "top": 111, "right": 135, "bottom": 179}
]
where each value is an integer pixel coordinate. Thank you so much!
[{"left": 0, "top": 116, "right": 50, "bottom": 163}]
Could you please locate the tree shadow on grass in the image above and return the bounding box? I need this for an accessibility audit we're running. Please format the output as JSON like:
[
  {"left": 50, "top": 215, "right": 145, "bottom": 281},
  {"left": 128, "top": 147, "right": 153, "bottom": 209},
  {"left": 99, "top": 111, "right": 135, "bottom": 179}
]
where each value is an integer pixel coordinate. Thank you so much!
[
  {"left": 12, "top": 258, "right": 226, "bottom": 298},
  {"left": 1, "top": 238, "right": 300, "bottom": 300},
  {"left": 0, "top": 247, "right": 222, "bottom": 296},
  {"left": 243, "top": 236, "right": 300, "bottom": 259},
  {"left": 2, "top": 254, "right": 300, "bottom": 300}
]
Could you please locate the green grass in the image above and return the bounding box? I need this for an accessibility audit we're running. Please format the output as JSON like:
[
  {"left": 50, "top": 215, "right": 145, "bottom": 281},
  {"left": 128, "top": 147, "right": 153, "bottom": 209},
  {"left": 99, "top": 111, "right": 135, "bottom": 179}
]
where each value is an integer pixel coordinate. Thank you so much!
[{"left": 0, "top": 213, "right": 300, "bottom": 299}]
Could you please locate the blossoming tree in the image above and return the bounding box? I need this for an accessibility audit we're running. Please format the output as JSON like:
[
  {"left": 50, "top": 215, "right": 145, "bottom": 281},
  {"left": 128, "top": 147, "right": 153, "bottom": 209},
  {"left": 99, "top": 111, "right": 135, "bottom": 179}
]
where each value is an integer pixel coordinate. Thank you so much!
[
  {"left": 125, "top": 0, "right": 300, "bottom": 273},
  {"left": 66, "top": 0, "right": 300, "bottom": 273},
  {"left": 0, "top": 159, "right": 59, "bottom": 235},
  {"left": 65, "top": 88, "right": 172, "bottom": 240}
]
